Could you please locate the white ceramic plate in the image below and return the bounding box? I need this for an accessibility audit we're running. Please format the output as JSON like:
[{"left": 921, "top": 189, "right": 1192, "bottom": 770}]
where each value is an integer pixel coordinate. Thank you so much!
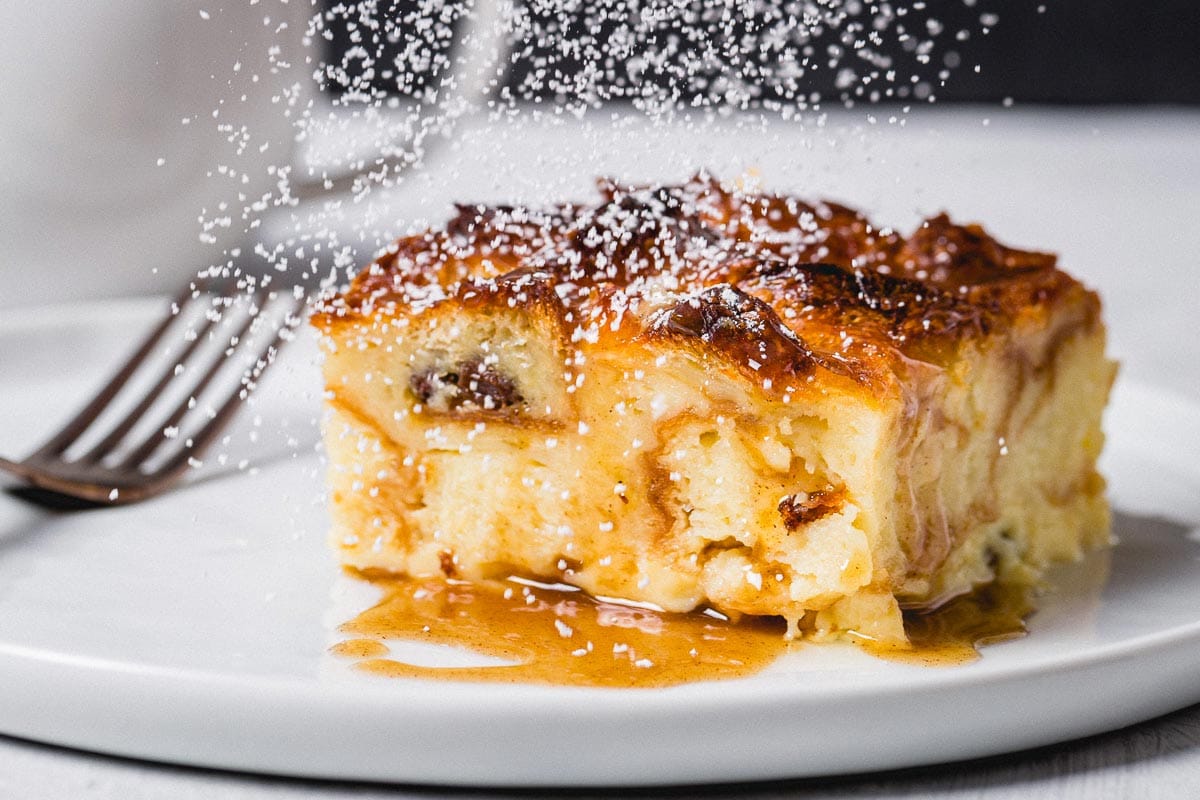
[{"left": 0, "top": 299, "right": 1198, "bottom": 788}]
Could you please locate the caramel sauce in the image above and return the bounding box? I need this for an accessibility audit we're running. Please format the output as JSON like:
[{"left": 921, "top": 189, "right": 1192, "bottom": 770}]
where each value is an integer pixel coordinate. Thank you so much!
[
  {"left": 331, "top": 574, "right": 1034, "bottom": 685},
  {"left": 866, "top": 581, "right": 1033, "bottom": 667},
  {"left": 329, "top": 638, "right": 390, "bottom": 659},
  {"left": 336, "top": 575, "right": 788, "bottom": 688}
]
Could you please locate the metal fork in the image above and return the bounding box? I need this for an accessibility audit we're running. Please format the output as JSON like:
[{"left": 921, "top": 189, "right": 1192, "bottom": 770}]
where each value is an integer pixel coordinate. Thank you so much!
[{"left": 0, "top": 276, "right": 307, "bottom": 506}]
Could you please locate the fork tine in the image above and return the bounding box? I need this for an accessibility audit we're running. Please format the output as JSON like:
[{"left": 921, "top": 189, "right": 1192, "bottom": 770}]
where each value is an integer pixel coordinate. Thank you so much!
[
  {"left": 116, "top": 289, "right": 271, "bottom": 468},
  {"left": 155, "top": 293, "right": 308, "bottom": 479},
  {"left": 74, "top": 307, "right": 224, "bottom": 464},
  {"left": 32, "top": 278, "right": 218, "bottom": 458}
]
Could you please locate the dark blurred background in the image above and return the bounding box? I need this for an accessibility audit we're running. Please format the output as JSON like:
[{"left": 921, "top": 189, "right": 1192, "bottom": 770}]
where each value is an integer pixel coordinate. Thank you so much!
[{"left": 319, "top": 0, "right": 1200, "bottom": 106}]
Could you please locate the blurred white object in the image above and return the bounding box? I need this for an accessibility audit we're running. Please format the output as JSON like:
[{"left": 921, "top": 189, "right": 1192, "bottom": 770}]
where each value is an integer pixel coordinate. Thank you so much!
[
  {"left": 0, "top": 1, "right": 512, "bottom": 308},
  {"left": 0, "top": 1, "right": 318, "bottom": 306}
]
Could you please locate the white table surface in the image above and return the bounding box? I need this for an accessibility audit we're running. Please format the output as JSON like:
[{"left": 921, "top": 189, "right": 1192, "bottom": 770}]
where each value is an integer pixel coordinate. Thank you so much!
[{"left": 2, "top": 105, "right": 1199, "bottom": 798}]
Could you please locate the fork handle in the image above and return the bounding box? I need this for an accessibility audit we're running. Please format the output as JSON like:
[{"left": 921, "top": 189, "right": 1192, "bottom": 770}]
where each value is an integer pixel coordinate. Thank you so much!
[
  {"left": 0, "top": 455, "right": 117, "bottom": 509},
  {"left": 0, "top": 456, "right": 36, "bottom": 482},
  {"left": 0, "top": 455, "right": 119, "bottom": 505}
]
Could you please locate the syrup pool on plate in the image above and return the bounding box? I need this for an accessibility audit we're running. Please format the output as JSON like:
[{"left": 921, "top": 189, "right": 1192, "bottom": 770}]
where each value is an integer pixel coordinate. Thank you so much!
[{"left": 331, "top": 573, "right": 1032, "bottom": 686}]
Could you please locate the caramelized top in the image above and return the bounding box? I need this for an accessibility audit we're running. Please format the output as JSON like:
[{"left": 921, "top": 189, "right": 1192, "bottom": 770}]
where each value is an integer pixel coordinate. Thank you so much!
[{"left": 316, "top": 175, "right": 1098, "bottom": 390}]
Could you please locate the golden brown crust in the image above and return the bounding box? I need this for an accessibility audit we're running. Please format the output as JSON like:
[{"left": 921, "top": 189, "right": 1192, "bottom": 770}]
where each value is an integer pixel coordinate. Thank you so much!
[{"left": 313, "top": 174, "right": 1099, "bottom": 392}]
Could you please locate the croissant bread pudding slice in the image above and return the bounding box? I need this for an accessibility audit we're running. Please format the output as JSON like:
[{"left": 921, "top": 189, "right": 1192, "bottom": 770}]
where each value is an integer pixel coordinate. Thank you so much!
[{"left": 312, "top": 175, "right": 1114, "bottom": 645}]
